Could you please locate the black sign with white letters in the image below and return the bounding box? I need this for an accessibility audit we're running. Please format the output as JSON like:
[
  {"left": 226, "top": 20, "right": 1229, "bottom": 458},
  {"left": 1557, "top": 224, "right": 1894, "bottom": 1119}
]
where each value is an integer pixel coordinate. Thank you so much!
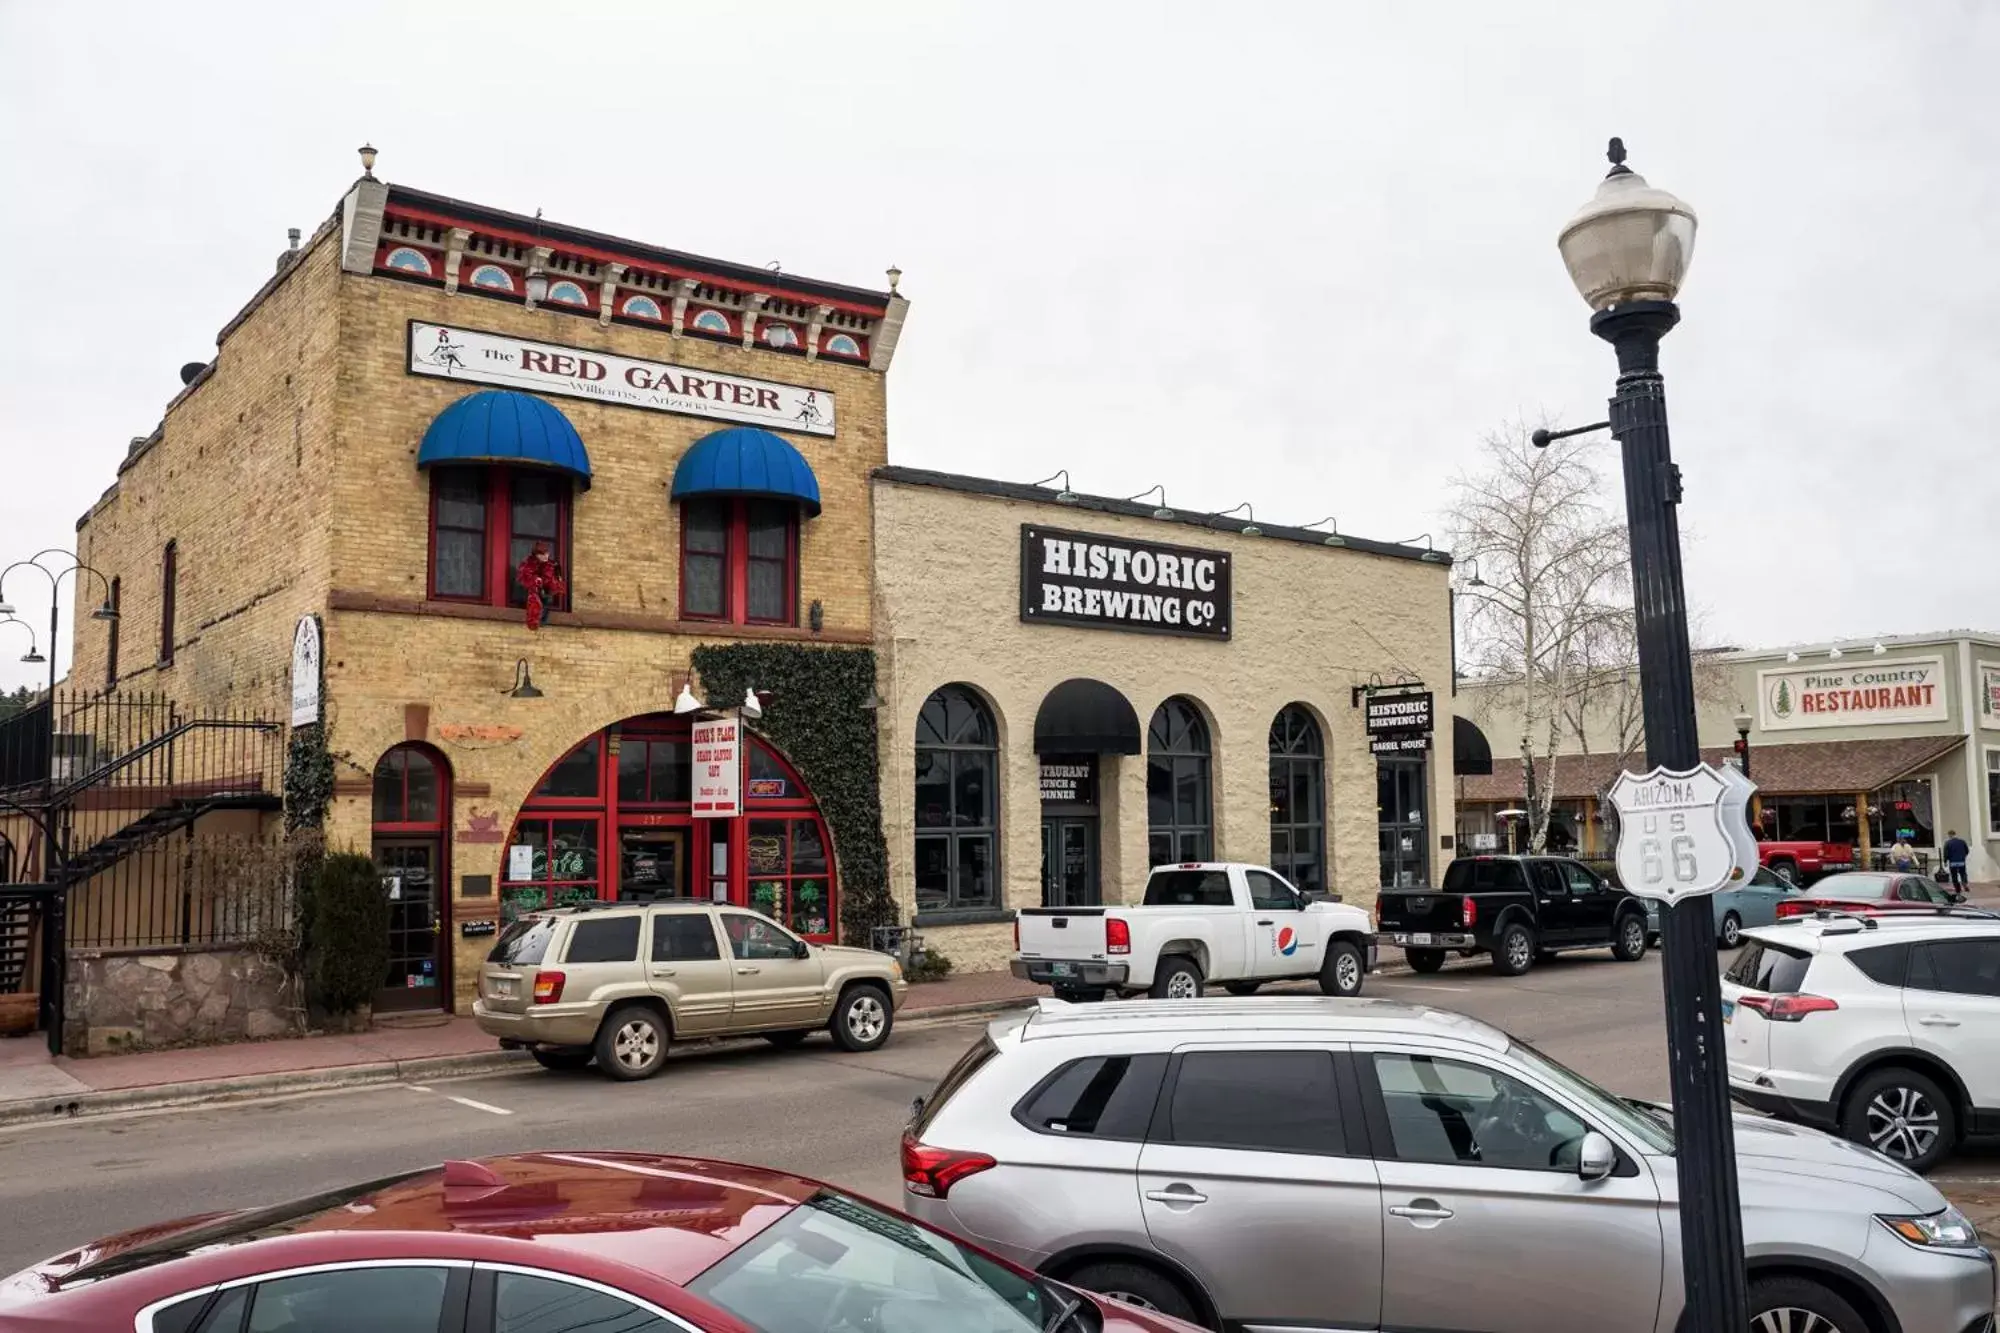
[{"left": 1020, "top": 525, "right": 1232, "bottom": 640}]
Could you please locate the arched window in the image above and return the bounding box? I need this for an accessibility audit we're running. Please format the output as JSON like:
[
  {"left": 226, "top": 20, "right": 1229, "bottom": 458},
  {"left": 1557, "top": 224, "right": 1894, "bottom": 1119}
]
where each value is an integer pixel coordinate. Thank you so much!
[
  {"left": 915, "top": 686, "right": 998, "bottom": 914},
  {"left": 1269, "top": 705, "right": 1325, "bottom": 894},
  {"left": 370, "top": 744, "right": 451, "bottom": 1011},
  {"left": 372, "top": 745, "right": 444, "bottom": 828},
  {"left": 1148, "top": 698, "right": 1212, "bottom": 867}
]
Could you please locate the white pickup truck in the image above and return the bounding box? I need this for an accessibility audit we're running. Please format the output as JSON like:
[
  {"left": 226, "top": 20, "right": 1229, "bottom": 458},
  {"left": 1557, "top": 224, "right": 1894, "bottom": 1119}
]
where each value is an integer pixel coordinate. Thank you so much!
[{"left": 1010, "top": 862, "right": 1378, "bottom": 1001}]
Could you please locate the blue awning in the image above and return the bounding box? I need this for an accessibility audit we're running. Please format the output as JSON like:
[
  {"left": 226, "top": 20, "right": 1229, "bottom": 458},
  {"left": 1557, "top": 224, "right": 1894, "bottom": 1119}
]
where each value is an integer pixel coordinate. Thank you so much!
[
  {"left": 670, "top": 427, "right": 821, "bottom": 518},
  {"left": 416, "top": 390, "right": 592, "bottom": 488}
]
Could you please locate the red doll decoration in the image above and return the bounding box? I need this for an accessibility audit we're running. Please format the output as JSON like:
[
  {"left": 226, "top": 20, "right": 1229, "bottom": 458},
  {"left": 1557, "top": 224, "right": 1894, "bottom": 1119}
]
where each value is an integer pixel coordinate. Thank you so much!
[{"left": 516, "top": 540, "right": 566, "bottom": 631}]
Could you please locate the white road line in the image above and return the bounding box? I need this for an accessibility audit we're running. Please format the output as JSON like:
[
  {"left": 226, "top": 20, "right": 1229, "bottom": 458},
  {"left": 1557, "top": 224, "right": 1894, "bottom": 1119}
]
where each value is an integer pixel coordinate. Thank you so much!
[
  {"left": 407, "top": 1084, "right": 512, "bottom": 1116},
  {"left": 1385, "top": 983, "right": 1471, "bottom": 992}
]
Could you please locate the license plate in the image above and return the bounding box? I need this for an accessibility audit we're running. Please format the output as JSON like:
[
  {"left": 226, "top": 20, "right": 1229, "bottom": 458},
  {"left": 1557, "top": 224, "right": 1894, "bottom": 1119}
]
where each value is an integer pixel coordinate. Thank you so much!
[
  {"left": 493, "top": 977, "right": 515, "bottom": 997},
  {"left": 1409, "top": 933, "right": 1433, "bottom": 946},
  {"left": 1049, "top": 962, "right": 1077, "bottom": 979},
  {"left": 1721, "top": 999, "right": 1735, "bottom": 1024}
]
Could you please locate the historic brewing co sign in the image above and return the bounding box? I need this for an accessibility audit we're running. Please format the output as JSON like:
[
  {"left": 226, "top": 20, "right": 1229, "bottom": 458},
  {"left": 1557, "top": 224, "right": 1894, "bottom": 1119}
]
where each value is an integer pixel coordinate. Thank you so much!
[
  {"left": 1365, "top": 690, "right": 1433, "bottom": 755},
  {"left": 1020, "top": 525, "right": 1231, "bottom": 641},
  {"left": 408, "top": 321, "right": 837, "bottom": 436}
]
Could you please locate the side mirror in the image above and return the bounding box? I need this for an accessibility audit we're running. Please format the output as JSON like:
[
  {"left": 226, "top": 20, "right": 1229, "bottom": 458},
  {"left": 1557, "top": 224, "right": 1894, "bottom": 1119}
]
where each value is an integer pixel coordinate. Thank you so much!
[
  {"left": 793, "top": 939, "right": 811, "bottom": 959},
  {"left": 1577, "top": 1130, "right": 1616, "bottom": 1182}
]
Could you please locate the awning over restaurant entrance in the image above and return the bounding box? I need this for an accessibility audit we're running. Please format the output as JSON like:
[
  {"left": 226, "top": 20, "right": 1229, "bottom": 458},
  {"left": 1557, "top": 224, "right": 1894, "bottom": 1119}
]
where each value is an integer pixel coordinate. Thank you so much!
[
  {"left": 1034, "top": 678, "right": 1142, "bottom": 755},
  {"left": 1453, "top": 715, "right": 1494, "bottom": 776}
]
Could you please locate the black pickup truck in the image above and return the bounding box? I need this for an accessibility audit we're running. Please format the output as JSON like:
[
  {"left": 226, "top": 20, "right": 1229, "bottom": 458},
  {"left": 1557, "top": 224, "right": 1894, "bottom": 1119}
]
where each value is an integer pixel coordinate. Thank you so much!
[{"left": 1376, "top": 854, "right": 1651, "bottom": 977}]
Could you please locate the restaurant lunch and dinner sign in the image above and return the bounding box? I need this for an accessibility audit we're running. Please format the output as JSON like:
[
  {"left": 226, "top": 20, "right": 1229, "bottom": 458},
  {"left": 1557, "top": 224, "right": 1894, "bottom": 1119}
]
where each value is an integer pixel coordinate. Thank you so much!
[
  {"left": 1758, "top": 656, "right": 1948, "bottom": 732},
  {"left": 408, "top": 321, "right": 837, "bottom": 436}
]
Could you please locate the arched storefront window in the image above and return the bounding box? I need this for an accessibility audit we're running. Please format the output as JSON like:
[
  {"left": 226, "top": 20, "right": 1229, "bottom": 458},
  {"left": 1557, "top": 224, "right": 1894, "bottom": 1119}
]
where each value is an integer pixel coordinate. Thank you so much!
[
  {"left": 502, "top": 716, "right": 839, "bottom": 941},
  {"left": 914, "top": 685, "right": 998, "bottom": 914},
  {"left": 1269, "top": 705, "right": 1325, "bottom": 893},
  {"left": 1148, "top": 697, "right": 1212, "bottom": 867},
  {"left": 371, "top": 744, "right": 451, "bottom": 1012}
]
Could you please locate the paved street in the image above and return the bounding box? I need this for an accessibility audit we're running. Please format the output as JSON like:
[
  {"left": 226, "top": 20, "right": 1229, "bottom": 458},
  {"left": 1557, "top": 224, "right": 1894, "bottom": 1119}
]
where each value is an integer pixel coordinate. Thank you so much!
[{"left": 2, "top": 948, "right": 1994, "bottom": 1276}]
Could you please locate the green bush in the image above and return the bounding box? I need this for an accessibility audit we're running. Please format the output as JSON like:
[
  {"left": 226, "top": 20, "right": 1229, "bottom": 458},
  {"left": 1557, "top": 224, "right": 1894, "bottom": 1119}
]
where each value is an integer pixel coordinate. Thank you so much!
[{"left": 307, "top": 852, "right": 389, "bottom": 1016}]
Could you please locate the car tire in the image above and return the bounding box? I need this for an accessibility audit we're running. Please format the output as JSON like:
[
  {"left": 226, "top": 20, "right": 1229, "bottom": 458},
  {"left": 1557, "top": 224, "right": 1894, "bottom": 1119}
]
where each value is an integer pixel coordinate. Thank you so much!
[
  {"left": 1611, "top": 912, "right": 1647, "bottom": 961},
  {"left": 831, "top": 984, "right": 894, "bottom": 1052},
  {"left": 1493, "top": 922, "right": 1535, "bottom": 976},
  {"left": 530, "top": 1047, "right": 593, "bottom": 1071},
  {"left": 1770, "top": 859, "right": 1800, "bottom": 886},
  {"left": 1841, "top": 1065, "right": 1956, "bottom": 1173},
  {"left": 1223, "top": 981, "right": 1262, "bottom": 996},
  {"left": 762, "top": 1030, "right": 812, "bottom": 1049},
  {"left": 1745, "top": 1275, "right": 1867, "bottom": 1333},
  {"left": 1319, "top": 941, "right": 1365, "bottom": 997},
  {"left": 1405, "top": 948, "right": 1448, "bottom": 974},
  {"left": 1063, "top": 1261, "right": 1202, "bottom": 1326},
  {"left": 1150, "top": 956, "right": 1205, "bottom": 1000},
  {"left": 1718, "top": 912, "right": 1743, "bottom": 950},
  {"left": 594, "top": 1005, "right": 670, "bottom": 1081}
]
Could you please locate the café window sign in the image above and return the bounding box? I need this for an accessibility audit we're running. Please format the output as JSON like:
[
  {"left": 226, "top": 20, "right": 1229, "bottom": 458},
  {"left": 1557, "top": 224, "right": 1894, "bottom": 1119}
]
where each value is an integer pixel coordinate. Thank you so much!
[
  {"left": 1757, "top": 656, "right": 1948, "bottom": 732},
  {"left": 1020, "top": 525, "right": 1231, "bottom": 641},
  {"left": 1366, "top": 690, "right": 1433, "bottom": 756}
]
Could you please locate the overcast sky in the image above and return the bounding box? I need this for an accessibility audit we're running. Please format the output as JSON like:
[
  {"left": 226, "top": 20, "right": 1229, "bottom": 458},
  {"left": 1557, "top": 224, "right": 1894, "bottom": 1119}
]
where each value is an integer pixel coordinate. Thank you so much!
[{"left": 3, "top": 2, "right": 1995, "bottom": 692}]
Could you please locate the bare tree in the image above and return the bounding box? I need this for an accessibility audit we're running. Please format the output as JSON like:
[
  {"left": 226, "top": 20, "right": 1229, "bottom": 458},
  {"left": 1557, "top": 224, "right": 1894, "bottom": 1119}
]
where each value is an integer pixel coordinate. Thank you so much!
[{"left": 1451, "top": 421, "right": 1632, "bottom": 853}]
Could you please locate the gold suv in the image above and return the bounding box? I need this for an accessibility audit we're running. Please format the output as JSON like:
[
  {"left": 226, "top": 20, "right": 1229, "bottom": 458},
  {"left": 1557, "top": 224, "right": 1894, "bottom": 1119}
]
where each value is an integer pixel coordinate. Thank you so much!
[{"left": 472, "top": 901, "right": 908, "bottom": 1080}]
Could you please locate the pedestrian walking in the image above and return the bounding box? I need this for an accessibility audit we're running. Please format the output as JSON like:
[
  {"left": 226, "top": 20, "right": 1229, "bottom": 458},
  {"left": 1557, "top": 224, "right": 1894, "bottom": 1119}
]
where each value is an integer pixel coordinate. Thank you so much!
[
  {"left": 1888, "top": 837, "right": 1919, "bottom": 871},
  {"left": 1942, "top": 829, "right": 1970, "bottom": 892}
]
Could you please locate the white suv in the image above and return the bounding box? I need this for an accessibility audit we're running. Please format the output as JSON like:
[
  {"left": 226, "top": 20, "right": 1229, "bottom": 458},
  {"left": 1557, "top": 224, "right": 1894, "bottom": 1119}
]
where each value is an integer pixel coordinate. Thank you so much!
[{"left": 1722, "top": 908, "right": 2000, "bottom": 1172}]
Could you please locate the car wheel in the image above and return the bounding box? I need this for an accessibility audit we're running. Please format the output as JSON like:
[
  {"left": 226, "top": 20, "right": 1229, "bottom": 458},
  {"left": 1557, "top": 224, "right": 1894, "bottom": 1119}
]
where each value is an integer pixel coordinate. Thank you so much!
[
  {"left": 831, "top": 984, "right": 894, "bottom": 1052},
  {"left": 1223, "top": 981, "right": 1262, "bottom": 996},
  {"left": 762, "top": 1030, "right": 812, "bottom": 1049},
  {"left": 1063, "top": 1261, "right": 1201, "bottom": 1326},
  {"left": 1746, "top": 1274, "right": 1866, "bottom": 1333},
  {"left": 1770, "top": 859, "right": 1800, "bottom": 886},
  {"left": 1611, "top": 912, "right": 1647, "bottom": 961},
  {"left": 1493, "top": 922, "right": 1536, "bottom": 976},
  {"left": 530, "top": 1047, "right": 593, "bottom": 1071},
  {"left": 1319, "top": 941, "right": 1365, "bottom": 997},
  {"left": 594, "top": 1005, "right": 670, "bottom": 1081},
  {"left": 1150, "top": 956, "right": 1204, "bottom": 1000},
  {"left": 1842, "top": 1066, "right": 1956, "bottom": 1172},
  {"left": 1405, "top": 947, "right": 1448, "bottom": 974},
  {"left": 1719, "top": 912, "right": 1743, "bottom": 950}
]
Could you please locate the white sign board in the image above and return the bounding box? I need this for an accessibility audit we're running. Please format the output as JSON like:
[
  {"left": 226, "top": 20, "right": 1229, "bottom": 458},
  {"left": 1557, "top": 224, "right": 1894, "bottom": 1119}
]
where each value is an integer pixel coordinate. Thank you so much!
[
  {"left": 691, "top": 714, "right": 741, "bottom": 819},
  {"left": 507, "top": 844, "right": 535, "bottom": 881},
  {"left": 408, "top": 321, "right": 837, "bottom": 436},
  {"left": 290, "top": 616, "right": 322, "bottom": 727},
  {"left": 1607, "top": 762, "right": 1759, "bottom": 902},
  {"left": 1979, "top": 663, "right": 2000, "bottom": 730},
  {"left": 1757, "top": 655, "right": 1947, "bottom": 732}
]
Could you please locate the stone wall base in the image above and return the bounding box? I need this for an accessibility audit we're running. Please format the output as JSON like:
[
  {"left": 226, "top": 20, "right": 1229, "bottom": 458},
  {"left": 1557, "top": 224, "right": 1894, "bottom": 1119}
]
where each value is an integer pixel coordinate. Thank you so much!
[{"left": 64, "top": 947, "right": 298, "bottom": 1056}]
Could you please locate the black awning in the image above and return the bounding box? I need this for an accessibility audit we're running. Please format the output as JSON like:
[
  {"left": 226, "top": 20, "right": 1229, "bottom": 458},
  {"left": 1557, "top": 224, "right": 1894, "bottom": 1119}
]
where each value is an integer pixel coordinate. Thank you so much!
[
  {"left": 1453, "top": 715, "right": 1495, "bottom": 776},
  {"left": 1034, "top": 679, "right": 1142, "bottom": 756}
]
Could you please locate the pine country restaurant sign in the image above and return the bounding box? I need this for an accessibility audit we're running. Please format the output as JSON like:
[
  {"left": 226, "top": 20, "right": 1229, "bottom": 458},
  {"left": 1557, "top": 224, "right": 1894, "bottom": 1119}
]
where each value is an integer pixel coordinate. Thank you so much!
[
  {"left": 1758, "top": 656, "right": 1948, "bottom": 732},
  {"left": 407, "top": 321, "right": 837, "bottom": 436}
]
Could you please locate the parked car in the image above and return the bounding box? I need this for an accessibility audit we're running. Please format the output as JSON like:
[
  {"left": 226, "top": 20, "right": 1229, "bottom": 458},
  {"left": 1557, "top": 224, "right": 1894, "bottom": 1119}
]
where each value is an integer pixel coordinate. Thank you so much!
[
  {"left": 0, "top": 1151, "right": 1204, "bottom": 1333},
  {"left": 1376, "top": 854, "right": 1650, "bottom": 975},
  {"left": 902, "top": 997, "right": 1995, "bottom": 1333},
  {"left": 473, "top": 901, "right": 907, "bottom": 1080},
  {"left": 1011, "top": 862, "right": 1376, "bottom": 1001},
  {"left": 1755, "top": 832, "right": 1857, "bottom": 886},
  {"left": 1642, "top": 864, "right": 1809, "bottom": 949},
  {"left": 1723, "top": 908, "right": 2000, "bottom": 1173},
  {"left": 1773, "top": 871, "right": 1967, "bottom": 921}
]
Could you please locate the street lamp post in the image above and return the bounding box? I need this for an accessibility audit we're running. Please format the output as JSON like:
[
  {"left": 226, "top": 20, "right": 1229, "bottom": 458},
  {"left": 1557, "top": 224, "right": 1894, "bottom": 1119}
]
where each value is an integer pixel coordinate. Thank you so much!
[
  {"left": 1734, "top": 709, "right": 1754, "bottom": 781},
  {"left": 1556, "top": 140, "right": 1749, "bottom": 1329},
  {"left": 0, "top": 549, "right": 119, "bottom": 704}
]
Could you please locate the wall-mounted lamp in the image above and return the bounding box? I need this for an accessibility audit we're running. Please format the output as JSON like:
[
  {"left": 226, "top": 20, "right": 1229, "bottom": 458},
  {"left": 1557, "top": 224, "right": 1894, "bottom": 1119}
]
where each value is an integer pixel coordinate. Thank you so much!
[
  {"left": 1786, "top": 651, "right": 1800, "bottom": 663},
  {"left": 524, "top": 267, "right": 550, "bottom": 306},
  {"left": 1872, "top": 642, "right": 1886, "bottom": 655},
  {"left": 1400, "top": 533, "right": 1449, "bottom": 563},
  {"left": 1302, "top": 517, "right": 1346, "bottom": 548},
  {"left": 861, "top": 687, "right": 885, "bottom": 712},
  {"left": 1215, "top": 502, "right": 1261, "bottom": 537},
  {"left": 1460, "top": 559, "right": 1488, "bottom": 588},
  {"left": 674, "top": 683, "right": 705, "bottom": 714},
  {"left": 507, "top": 658, "right": 543, "bottom": 699},
  {"left": 1032, "top": 469, "right": 1079, "bottom": 505},
  {"left": 742, "top": 688, "right": 767, "bottom": 721},
  {"left": 1126, "top": 484, "right": 1175, "bottom": 521},
  {"left": 1828, "top": 646, "right": 1844, "bottom": 661}
]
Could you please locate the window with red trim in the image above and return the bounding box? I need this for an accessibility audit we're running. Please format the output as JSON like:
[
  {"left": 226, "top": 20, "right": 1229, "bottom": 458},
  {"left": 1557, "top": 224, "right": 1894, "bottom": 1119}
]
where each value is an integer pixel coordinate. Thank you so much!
[
  {"left": 373, "top": 746, "right": 445, "bottom": 829},
  {"left": 678, "top": 498, "right": 797, "bottom": 626},
  {"left": 428, "top": 466, "right": 573, "bottom": 611}
]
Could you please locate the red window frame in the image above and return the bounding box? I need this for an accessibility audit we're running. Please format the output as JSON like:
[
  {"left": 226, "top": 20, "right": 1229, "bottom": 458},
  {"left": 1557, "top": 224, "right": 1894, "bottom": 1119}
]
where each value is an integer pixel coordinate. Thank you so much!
[
  {"left": 677, "top": 498, "right": 798, "bottom": 626},
  {"left": 426, "top": 465, "right": 573, "bottom": 611},
  {"left": 372, "top": 744, "right": 449, "bottom": 835}
]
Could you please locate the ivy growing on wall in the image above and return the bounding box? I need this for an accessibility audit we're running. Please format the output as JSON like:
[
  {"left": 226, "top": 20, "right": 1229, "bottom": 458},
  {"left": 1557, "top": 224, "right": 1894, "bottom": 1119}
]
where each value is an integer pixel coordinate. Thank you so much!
[
  {"left": 283, "top": 723, "right": 334, "bottom": 833},
  {"left": 690, "top": 643, "right": 891, "bottom": 947}
]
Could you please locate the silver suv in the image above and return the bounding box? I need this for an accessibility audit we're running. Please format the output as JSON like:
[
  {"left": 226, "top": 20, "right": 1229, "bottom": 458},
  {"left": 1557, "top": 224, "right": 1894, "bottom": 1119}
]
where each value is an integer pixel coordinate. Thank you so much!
[{"left": 900, "top": 997, "right": 1995, "bottom": 1333}]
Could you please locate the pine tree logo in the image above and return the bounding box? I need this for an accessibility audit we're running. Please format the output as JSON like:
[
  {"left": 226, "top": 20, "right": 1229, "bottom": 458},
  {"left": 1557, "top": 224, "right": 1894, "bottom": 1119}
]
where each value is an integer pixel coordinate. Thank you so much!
[{"left": 1772, "top": 680, "right": 1793, "bottom": 719}]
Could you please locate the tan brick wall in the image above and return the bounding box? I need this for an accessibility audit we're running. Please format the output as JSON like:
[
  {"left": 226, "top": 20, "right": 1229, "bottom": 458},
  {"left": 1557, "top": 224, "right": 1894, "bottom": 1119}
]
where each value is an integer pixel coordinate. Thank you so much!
[{"left": 872, "top": 480, "right": 1456, "bottom": 974}]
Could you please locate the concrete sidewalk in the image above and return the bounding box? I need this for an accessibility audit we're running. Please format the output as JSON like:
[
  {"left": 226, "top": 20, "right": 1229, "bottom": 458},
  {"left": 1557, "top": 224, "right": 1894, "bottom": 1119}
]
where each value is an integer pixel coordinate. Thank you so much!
[{"left": 0, "top": 969, "right": 1047, "bottom": 1127}]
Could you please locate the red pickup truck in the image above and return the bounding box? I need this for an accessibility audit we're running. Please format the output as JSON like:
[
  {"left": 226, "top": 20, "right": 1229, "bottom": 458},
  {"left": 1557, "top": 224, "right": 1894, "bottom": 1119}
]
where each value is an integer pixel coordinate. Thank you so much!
[{"left": 1754, "top": 834, "right": 1854, "bottom": 886}]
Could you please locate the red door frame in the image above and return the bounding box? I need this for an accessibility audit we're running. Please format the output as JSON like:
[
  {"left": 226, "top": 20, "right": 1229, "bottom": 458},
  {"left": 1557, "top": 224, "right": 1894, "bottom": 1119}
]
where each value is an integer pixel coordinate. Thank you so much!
[{"left": 370, "top": 743, "right": 454, "bottom": 1009}]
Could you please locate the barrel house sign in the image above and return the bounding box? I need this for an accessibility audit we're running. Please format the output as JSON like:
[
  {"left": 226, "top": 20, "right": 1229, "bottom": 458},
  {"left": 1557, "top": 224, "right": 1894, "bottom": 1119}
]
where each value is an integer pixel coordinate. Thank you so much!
[{"left": 1020, "top": 525, "right": 1232, "bottom": 640}]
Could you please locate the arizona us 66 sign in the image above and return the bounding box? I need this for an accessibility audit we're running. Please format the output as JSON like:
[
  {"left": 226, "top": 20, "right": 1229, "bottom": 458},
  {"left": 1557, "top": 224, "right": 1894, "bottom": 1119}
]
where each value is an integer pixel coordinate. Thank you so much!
[{"left": 1607, "top": 762, "right": 1758, "bottom": 902}]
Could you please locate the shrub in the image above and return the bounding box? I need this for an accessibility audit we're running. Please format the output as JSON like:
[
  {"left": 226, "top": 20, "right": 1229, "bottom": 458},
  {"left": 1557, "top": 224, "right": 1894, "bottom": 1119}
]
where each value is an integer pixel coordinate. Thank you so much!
[{"left": 306, "top": 852, "right": 389, "bottom": 1017}]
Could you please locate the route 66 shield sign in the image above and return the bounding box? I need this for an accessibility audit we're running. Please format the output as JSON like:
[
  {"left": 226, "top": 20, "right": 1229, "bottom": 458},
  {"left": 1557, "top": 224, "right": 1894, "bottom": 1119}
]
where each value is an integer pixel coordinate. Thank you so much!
[{"left": 1608, "top": 762, "right": 1758, "bottom": 902}]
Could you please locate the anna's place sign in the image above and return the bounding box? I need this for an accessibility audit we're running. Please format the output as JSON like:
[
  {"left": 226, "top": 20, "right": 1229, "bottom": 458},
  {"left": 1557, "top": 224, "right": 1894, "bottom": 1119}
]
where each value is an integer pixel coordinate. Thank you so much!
[{"left": 1021, "top": 525, "right": 1232, "bottom": 640}]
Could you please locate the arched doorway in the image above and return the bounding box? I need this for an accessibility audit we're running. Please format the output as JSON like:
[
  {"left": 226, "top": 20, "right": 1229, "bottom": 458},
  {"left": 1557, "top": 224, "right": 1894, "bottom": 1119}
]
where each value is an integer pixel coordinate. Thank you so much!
[
  {"left": 371, "top": 743, "right": 452, "bottom": 1012},
  {"left": 501, "top": 714, "right": 838, "bottom": 941}
]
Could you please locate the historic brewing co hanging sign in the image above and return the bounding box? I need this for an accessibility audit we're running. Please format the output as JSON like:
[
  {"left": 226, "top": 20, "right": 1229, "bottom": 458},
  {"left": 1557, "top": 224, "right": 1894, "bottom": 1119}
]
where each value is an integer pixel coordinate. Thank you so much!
[
  {"left": 1020, "top": 525, "right": 1231, "bottom": 641},
  {"left": 1365, "top": 690, "right": 1433, "bottom": 755}
]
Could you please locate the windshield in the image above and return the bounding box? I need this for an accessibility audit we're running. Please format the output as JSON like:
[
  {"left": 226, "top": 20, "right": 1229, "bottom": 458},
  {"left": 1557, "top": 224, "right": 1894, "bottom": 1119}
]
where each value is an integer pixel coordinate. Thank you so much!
[
  {"left": 687, "top": 1191, "right": 1087, "bottom": 1332},
  {"left": 1507, "top": 1038, "right": 1677, "bottom": 1155}
]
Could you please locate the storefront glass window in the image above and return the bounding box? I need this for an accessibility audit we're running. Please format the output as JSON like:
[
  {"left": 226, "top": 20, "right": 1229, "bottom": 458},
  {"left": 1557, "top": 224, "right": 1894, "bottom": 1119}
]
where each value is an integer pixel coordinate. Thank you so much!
[
  {"left": 1988, "top": 751, "right": 2000, "bottom": 837},
  {"left": 1871, "top": 778, "right": 1935, "bottom": 849},
  {"left": 1269, "top": 705, "right": 1325, "bottom": 894},
  {"left": 914, "top": 686, "right": 998, "bottom": 913},
  {"left": 1148, "top": 698, "right": 1213, "bottom": 868},
  {"left": 504, "top": 816, "right": 600, "bottom": 918},
  {"left": 1377, "top": 757, "right": 1429, "bottom": 888},
  {"left": 616, "top": 734, "right": 690, "bottom": 804},
  {"left": 748, "top": 817, "right": 834, "bottom": 936},
  {"left": 536, "top": 736, "right": 601, "bottom": 799}
]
